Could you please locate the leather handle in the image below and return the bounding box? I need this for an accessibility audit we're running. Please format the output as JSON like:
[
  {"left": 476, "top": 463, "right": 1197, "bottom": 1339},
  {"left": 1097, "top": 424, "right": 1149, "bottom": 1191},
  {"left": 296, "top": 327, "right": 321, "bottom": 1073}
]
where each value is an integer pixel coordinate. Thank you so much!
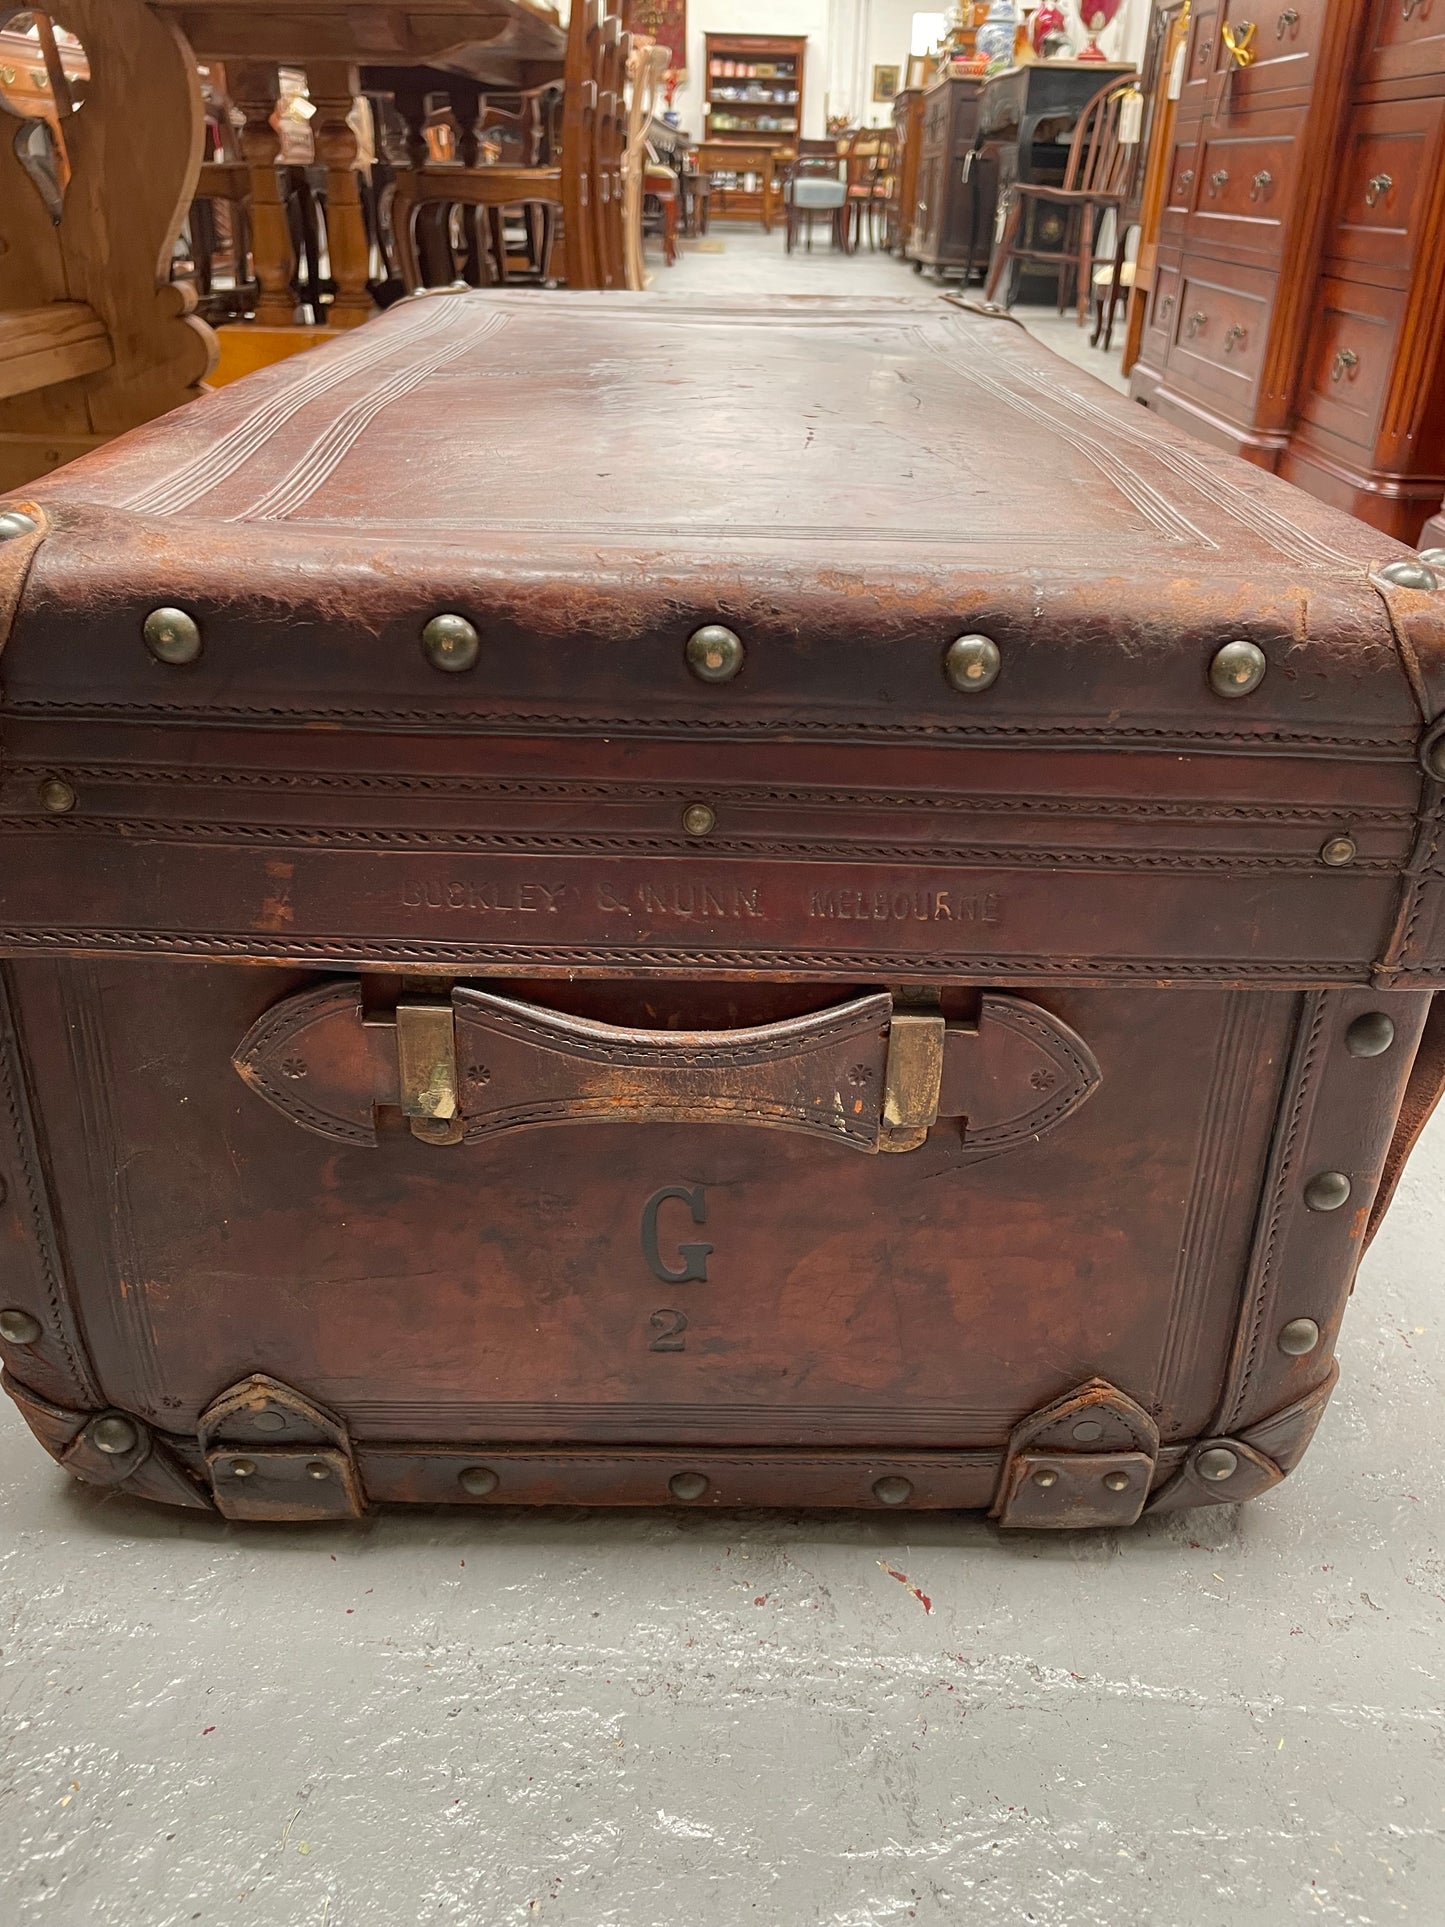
[{"left": 234, "top": 983, "right": 1101, "bottom": 1159}]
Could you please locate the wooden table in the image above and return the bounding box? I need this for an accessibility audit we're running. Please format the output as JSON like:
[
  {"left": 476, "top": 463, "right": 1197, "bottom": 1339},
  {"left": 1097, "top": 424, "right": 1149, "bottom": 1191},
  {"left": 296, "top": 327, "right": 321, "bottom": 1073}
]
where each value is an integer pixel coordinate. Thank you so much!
[{"left": 153, "top": 0, "right": 566, "bottom": 328}]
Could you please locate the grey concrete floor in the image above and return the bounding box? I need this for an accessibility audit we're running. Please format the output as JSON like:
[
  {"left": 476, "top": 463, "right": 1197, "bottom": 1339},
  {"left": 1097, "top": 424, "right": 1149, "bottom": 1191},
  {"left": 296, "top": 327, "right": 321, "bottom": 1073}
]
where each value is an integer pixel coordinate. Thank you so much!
[{"left": 3, "top": 230, "right": 1442, "bottom": 1927}]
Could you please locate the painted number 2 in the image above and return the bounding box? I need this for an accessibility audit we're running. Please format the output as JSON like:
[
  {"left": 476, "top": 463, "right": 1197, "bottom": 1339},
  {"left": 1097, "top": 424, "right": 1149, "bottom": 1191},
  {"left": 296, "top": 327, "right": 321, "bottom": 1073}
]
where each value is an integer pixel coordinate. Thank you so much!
[{"left": 648, "top": 1309, "right": 689, "bottom": 1352}]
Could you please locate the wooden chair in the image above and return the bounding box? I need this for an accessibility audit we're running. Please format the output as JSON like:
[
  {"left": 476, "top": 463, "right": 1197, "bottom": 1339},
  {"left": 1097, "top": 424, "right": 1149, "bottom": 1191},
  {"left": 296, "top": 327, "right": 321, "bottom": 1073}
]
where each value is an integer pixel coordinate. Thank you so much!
[
  {"left": 782, "top": 153, "right": 847, "bottom": 254},
  {"left": 389, "top": 0, "right": 613, "bottom": 293},
  {"left": 984, "top": 77, "right": 1136, "bottom": 321},
  {"left": 0, "top": 0, "right": 215, "bottom": 490},
  {"left": 622, "top": 40, "right": 672, "bottom": 289},
  {"left": 843, "top": 127, "right": 895, "bottom": 253}
]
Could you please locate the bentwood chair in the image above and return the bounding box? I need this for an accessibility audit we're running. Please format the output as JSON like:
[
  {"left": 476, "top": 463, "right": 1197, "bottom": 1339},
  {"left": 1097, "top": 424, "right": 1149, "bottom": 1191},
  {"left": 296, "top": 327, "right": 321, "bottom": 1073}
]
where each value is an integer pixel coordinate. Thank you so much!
[{"left": 984, "top": 77, "right": 1136, "bottom": 320}]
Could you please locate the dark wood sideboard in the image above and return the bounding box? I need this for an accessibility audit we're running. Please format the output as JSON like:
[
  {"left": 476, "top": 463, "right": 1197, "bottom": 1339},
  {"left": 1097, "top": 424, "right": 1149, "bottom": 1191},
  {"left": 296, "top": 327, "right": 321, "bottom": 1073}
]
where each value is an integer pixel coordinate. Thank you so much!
[
  {"left": 890, "top": 85, "right": 926, "bottom": 257},
  {"left": 908, "top": 74, "right": 988, "bottom": 281},
  {"left": 1130, "top": 1, "right": 1445, "bottom": 546}
]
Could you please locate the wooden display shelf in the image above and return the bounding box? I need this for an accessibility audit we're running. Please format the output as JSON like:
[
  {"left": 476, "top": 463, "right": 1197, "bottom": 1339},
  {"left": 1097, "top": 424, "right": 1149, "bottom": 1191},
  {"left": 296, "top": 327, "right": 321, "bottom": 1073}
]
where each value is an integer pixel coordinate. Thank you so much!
[{"left": 703, "top": 29, "right": 805, "bottom": 225}]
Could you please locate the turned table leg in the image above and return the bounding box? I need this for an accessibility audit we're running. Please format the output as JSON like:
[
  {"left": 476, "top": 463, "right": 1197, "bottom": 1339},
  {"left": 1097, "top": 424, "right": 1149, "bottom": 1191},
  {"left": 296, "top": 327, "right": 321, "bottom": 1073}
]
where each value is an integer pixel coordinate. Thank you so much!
[
  {"left": 229, "top": 61, "right": 297, "bottom": 325},
  {"left": 308, "top": 60, "right": 373, "bottom": 327}
]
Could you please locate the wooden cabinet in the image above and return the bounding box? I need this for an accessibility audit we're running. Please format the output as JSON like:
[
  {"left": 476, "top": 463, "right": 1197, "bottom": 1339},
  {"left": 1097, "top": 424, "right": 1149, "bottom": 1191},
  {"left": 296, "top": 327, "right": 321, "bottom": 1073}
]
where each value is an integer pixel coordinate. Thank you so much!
[
  {"left": 1131, "top": 0, "right": 1445, "bottom": 543},
  {"left": 908, "top": 75, "right": 987, "bottom": 280},
  {"left": 702, "top": 31, "right": 805, "bottom": 227},
  {"left": 891, "top": 86, "right": 926, "bottom": 258}
]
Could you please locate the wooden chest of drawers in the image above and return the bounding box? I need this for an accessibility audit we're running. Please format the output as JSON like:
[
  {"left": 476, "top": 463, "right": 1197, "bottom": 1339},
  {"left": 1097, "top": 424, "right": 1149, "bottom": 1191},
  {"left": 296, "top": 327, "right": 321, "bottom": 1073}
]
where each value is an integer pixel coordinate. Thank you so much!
[{"left": 1132, "top": 0, "right": 1445, "bottom": 545}]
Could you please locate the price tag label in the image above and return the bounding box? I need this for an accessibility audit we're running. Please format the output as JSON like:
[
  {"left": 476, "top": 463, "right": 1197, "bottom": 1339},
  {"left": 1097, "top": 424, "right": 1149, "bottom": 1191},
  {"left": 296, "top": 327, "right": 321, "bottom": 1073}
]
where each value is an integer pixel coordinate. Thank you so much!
[{"left": 1119, "top": 88, "right": 1144, "bottom": 144}]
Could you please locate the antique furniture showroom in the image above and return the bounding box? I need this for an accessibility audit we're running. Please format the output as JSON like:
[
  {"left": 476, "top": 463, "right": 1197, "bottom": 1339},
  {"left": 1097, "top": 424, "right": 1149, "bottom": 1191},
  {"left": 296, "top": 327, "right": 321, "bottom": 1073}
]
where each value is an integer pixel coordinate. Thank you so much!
[{"left": 2, "top": 4, "right": 1445, "bottom": 1926}]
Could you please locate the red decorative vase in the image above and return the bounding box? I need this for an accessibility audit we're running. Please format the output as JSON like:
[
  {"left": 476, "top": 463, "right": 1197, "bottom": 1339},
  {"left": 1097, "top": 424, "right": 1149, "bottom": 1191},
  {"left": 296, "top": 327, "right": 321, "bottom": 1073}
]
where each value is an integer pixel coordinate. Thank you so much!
[
  {"left": 1031, "top": 3, "right": 1067, "bottom": 54},
  {"left": 1076, "top": 0, "right": 1121, "bottom": 59}
]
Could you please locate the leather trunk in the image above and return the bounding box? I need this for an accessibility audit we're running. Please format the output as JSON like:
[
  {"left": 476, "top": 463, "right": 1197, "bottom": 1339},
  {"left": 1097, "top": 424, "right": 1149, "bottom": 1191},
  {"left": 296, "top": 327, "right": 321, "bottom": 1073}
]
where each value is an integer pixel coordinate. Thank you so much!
[{"left": 2, "top": 290, "right": 1445, "bottom": 1529}]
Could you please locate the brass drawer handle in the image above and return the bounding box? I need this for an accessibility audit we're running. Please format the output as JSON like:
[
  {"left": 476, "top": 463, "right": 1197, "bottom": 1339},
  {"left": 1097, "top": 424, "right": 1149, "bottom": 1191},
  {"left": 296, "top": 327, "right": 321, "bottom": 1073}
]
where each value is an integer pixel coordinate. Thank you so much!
[
  {"left": 1177, "top": 167, "right": 1195, "bottom": 191},
  {"left": 1223, "top": 323, "right": 1249, "bottom": 354},
  {"left": 1331, "top": 347, "right": 1360, "bottom": 382},
  {"left": 1365, "top": 171, "right": 1394, "bottom": 207},
  {"left": 1277, "top": 5, "right": 1300, "bottom": 33},
  {"left": 1186, "top": 310, "right": 1208, "bottom": 338},
  {"left": 1250, "top": 169, "right": 1273, "bottom": 200},
  {"left": 1403, "top": 0, "right": 1428, "bottom": 18},
  {"left": 1208, "top": 167, "right": 1230, "bottom": 195},
  {"left": 1223, "top": 19, "right": 1258, "bottom": 65},
  {"left": 1159, "top": 293, "right": 1176, "bottom": 318}
]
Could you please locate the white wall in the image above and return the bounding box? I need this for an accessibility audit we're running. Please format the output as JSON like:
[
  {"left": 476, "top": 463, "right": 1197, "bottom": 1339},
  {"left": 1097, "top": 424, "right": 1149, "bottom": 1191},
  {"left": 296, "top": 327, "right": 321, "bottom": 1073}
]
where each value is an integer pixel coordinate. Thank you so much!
[{"left": 670, "top": 1, "right": 1156, "bottom": 142}]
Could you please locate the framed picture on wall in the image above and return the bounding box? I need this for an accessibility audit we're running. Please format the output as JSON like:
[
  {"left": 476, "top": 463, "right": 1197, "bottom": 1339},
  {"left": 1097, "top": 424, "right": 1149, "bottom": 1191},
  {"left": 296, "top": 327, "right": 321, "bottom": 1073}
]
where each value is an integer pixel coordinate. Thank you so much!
[{"left": 872, "top": 64, "right": 900, "bottom": 102}]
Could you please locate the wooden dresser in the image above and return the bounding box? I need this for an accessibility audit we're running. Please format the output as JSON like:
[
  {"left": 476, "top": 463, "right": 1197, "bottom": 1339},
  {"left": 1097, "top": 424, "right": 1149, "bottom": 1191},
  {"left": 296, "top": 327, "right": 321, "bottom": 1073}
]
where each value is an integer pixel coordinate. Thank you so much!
[
  {"left": 908, "top": 75, "right": 988, "bottom": 282},
  {"left": 1130, "top": 2, "right": 1445, "bottom": 545}
]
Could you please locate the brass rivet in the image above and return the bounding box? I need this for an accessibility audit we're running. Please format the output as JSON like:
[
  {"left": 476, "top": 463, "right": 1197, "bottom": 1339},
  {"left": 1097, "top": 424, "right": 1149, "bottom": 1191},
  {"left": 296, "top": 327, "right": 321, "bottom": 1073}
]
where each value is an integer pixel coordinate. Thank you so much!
[
  {"left": 669, "top": 1471, "right": 709, "bottom": 1501},
  {"left": 143, "top": 606, "right": 202, "bottom": 665},
  {"left": 1102, "top": 1471, "right": 1131, "bottom": 1493},
  {"left": 1071, "top": 1418, "right": 1104, "bottom": 1443},
  {"left": 458, "top": 1465, "right": 498, "bottom": 1496},
  {"left": 1320, "top": 834, "right": 1357, "bottom": 868},
  {"left": 1209, "top": 639, "right": 1267, "bottom": 698},
  {"left": 252, "top": 1410, "right": 286, "bottom": 1433},
  {"left": 91, "top": 1415, "right": 139, "bottom": 1456},
  {"left": 686, "top": 623, "right": 744, "bottom": 683},
  {"left": 1279, "top": 1317, "right": 1321, "bottom": 1356},
  {"left": 0, "top": 1308, "right": 41, "bottom": 1344},
  {"left": 0, "top": 508, "right": 39, "bottom": 541},
  {"left": 1378, "top": 558, "right": 1440, "bottom": 592},
  {"left": 421, "top": 613, "right": 480, "bottom": 673},
  {"left": 39, "top": 777, "right": 75, "bottom": 814},
  {"left": 1346, "top": 1012, "right": 1395, "bottom": 1057},
  {"left": 307, "top": 1460, "right": 332, "bottom": 1480},
  {"left": 1196, "top": 1447, "right": 1239, "bottom": 1482},
  {"left": 681, "top": 802, "right": 716, "bottom": 837},
  {"left": 1304, "top": 1170, "right": 1351, "bottom": 1212},
  {"left": 872, "top": 1475, "right": 914, "bottom": 1505},
  {"left": 1031, "top": 1468, "right": 1059, "bottom": 1488},
  {"left": 227, "top": 1457, "right": 257, "bottom": 1478},
  {"left": 944, "top": 633, "right": 1001, "bottom": 693}
]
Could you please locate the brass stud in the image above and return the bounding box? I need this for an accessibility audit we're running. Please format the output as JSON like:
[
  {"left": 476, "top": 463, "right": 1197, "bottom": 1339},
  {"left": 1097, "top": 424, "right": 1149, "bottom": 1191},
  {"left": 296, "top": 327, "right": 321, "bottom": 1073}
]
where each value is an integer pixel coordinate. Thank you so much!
[
  {"left": 1071, "top": 1418, "right": 1104, "bottom": 1443},
  {"left": 1196, "top": 1446, "right": 1239, "bottom": 1482},
  {"left": 681, "top": 802, "right": 716, "bottom": 838},
  {"left": 0, "top": 508, "right": 39, "bottom": 541},
  {"left": 1102, "top": 1470, "right": 1132, "bottom": 1493},
  {"left": 669, "top": 1471, "right": 709, "bottom": 1501},
  {"left": 1304, "top": 1170, "right": 1351, "bottom": 1212},
  {"left": 458, "top": 1465, "right": 498, "bottom": 1496},
  {"left": 1279, "top": 1318, "right": 1321, "bottom": 1356},
  {"left": 252, "top": 1409, "right": 286, "bottom": 1433},
  {"left": 0, "top": 1308, "right": 41, "bottom": 1344},
  {"left": 38, "top": 777, "right": 75, "bottom": 814},
  {"left": 1320, "top": 834, "right": 1357, "bottom": 868},
  {"left": 91, "top": 1415, "right": 139, "bottom": 1456},
  {"left": 143, "top": 606, "right": 202, "bottom": 666},
  {"left": 1209, "top": 639, "right": 1267, "bottom": 698},
  {"left": 872, "top": 1475, "right": 914, "bottom": 1505},
  {"left": 944, "top": 633, "right": 1001, "bottom": 693},
  {"left": 1346, "top": 1012, "right": 1395, "bottom": 1057},
  {"left": 1418, "top": 548, "right": 1445, "bottom": 571},
  {"left": 421, "top": 613, "right": 480, "bottom": 673},
  {"left": 307, "top": 1460, "right": 332, "bottom": 1480},
  {"left": 1378, "top": 558, "right": 1440, "bottom": 592},
  {"left": 227, "top": 1457, "right": 257, "bottom": 1478},
  {"left": 1031, "top": 1468, "right": 1059, "bottom": 1489},
  {"left": 685, "top": 623, "right": 744, "bottom": 683}
]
